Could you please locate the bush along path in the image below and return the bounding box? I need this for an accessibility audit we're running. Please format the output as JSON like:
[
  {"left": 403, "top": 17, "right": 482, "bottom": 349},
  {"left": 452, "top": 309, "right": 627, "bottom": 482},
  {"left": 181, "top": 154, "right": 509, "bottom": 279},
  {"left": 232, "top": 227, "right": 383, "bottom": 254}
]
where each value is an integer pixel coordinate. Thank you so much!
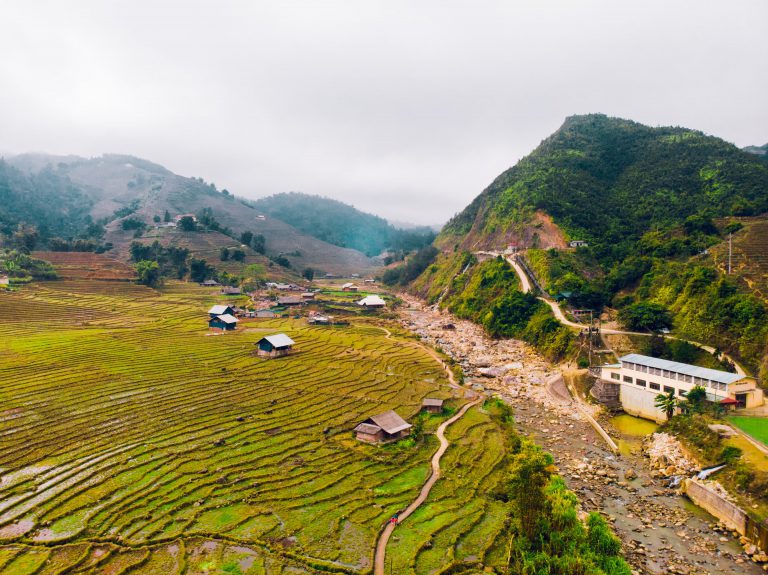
[{"left": 373, "top": 398, "right": 481, "bottom": 575}]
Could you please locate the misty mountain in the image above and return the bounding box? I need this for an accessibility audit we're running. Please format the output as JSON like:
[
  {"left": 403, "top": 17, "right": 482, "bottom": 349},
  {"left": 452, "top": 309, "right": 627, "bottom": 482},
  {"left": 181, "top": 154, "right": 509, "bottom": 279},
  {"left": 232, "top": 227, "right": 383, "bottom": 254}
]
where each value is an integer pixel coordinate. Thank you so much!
[
  {"left": 4, "top": 153, "right": 379, "bottom": 275},
  {"left": 249, "top": 192, "right": 436, "bottom": 257}
]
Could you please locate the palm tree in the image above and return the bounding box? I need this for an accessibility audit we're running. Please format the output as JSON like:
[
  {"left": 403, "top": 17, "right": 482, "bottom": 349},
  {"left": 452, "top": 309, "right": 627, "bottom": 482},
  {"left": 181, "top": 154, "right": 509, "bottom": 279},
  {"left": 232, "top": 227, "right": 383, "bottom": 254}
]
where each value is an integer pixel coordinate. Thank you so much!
[{"left": 655, "top": 391, "right": 678, "bottom": 420}]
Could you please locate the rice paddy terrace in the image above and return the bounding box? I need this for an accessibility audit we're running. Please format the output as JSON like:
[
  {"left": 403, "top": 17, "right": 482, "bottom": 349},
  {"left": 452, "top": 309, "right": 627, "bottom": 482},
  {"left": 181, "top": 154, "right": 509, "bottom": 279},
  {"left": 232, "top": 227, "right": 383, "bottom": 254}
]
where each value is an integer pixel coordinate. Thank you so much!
[{"left": 0, "top": 280, "right": 514, "bottom": 574}]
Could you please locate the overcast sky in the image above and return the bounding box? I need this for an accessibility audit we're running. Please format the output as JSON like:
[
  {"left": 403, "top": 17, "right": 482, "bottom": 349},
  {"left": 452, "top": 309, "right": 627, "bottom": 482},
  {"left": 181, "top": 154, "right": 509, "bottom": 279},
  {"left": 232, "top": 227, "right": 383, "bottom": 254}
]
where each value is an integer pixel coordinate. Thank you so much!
[{"left": 1, "top": 1, "right": 766, "bottom": 225}]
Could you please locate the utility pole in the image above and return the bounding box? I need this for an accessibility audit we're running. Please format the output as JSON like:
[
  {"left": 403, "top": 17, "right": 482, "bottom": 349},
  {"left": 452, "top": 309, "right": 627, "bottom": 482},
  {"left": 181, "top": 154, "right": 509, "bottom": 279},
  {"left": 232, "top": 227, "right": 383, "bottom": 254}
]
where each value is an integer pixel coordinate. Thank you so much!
[{"left": 728, "top": 233, "right": 732, "bottom": 275}]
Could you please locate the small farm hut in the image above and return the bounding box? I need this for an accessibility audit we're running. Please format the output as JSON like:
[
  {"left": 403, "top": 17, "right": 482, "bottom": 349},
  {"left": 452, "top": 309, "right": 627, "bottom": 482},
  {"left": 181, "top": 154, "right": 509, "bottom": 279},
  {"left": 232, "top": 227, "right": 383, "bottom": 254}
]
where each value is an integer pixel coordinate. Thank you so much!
[
  {"left": 354, "top": 410, "right": 411, "bottom": 443},
  {"left": 257, "top": 333, "right": 296, "bottom": 358},
  {"left": 342, "top": 282, "right": 359, "bottom": 292},
  {"left": 221, "top": 286, "right": 242, "bottom": 295},
  {"left": 208, "top": 304, "right": 235, "bottom": 318},
  {"left": 200, "top": 279, "right": 220, "bottom": 287},
  {"left": 421, "top": 398, "right": 444, "bottom": 414},
  {"left": 358, "top": 295, "right": 386, "bottom": 308},
  {"left": 209, "top": 313, "right": 238, "bottom": 331}
]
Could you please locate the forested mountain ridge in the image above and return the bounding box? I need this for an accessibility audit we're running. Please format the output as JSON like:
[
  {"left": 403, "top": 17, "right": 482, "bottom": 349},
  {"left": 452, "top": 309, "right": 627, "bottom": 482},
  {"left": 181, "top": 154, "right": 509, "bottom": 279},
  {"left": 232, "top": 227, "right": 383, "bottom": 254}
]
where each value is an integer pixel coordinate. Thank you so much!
[
  {"left": 2, "top": 153, "right": 378, "bottom": 275},
  {"left": 249, "top": 191, "right": 436, "bottom": 256},
  {"left": 409, "top": 115, "right": 768, "bottom": 378},
  {"left": 441, "top": 114, "right": 768, "bottom": 264}
]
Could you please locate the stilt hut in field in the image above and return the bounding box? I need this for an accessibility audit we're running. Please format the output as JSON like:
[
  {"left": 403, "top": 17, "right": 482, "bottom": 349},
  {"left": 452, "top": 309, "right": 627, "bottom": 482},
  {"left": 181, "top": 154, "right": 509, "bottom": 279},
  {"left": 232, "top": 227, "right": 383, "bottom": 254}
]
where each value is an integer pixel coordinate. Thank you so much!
[
  {"left": 256, "top": 334, "right": 295, "bottom": 358},
  {"left": 354, "top": 410, "right": 411, "bottom": 443}
]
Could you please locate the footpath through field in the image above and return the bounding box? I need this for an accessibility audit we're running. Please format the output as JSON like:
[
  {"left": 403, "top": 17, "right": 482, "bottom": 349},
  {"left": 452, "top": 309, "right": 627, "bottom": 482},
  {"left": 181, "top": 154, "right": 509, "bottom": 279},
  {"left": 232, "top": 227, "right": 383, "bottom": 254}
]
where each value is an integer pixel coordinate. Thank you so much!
[{"left": 373, "top": 398, "right": 481, "bottom": 575}]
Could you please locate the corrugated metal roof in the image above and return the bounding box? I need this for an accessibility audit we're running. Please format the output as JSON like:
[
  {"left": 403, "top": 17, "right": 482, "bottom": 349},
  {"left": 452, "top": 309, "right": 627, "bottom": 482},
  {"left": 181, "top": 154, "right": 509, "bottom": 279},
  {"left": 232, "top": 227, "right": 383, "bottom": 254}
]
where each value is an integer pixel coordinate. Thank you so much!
[
  {"left": 620, "top": 354, "right": 745, "bottom": 385},
  {"left": 358, "top": 295, "right": 386, "bottom": 307},
  {"left": 422, "top": 398, "right": 444, "bottom": 407},
  {"left": 260, "top": 333, "right": 295, "bottom": 348},
  {"left": 354, "top": 423, "right": 381, "bottom": 435},
  {"left": 369, "top": 410, "right": 411, "bottom": 434},
  {"left": 217, "top": 314, "right": 238, "bottom": 324},
  {"left": 208, "top": 305, "right": 231, "bottom": 315}
]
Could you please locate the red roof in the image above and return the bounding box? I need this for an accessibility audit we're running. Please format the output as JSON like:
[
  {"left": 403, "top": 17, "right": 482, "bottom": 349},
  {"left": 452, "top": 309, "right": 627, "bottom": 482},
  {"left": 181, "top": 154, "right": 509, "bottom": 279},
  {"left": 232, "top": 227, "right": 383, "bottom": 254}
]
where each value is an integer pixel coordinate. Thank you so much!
[{"left": 719, "top": 397, "right": 739, "bottom": 405}]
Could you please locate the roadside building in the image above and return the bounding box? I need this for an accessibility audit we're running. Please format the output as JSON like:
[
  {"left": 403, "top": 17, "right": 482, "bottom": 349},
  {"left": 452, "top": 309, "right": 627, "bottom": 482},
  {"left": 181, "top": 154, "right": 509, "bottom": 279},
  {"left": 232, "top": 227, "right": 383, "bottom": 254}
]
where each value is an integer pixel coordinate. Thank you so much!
[
  {"left": 209, "top": 313, "right": 238, "bottom": 331},
  {"left": 358, "top": 295, "right": 386, "bottom": 308},
  {"left": 590, "top": 353, "right": 764, "bottom": 422},
  {"left": 208, "top": 304, "right": 235, "bottom": 318},
  {"left": 354, "top": 410, "right": 411, "bottom": 443},
  {"left": 256, "top": 333, "right": 295, "bottom": 358},
  {"left": 421, "top": 398, "right": 444, "bottom": 414}
]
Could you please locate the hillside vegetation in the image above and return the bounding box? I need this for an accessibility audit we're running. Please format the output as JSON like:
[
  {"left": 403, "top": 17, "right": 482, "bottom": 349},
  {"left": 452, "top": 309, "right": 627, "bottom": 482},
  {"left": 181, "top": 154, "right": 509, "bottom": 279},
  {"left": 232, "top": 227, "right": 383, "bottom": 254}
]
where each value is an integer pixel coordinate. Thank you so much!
[
  {"left": 415, "top": 115, "right": 768, "bottom": 377},
  {"left": 250, "top": 192, "right": 435, "bottom": 257}
]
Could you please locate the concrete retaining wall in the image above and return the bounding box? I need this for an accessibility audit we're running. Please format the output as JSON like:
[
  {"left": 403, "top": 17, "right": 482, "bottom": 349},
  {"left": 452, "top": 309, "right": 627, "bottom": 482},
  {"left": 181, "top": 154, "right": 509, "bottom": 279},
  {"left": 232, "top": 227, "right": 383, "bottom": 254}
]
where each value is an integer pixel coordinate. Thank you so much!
[
  {"left": 683, "top": 478, "right": 768, "bottom": 551},
  {"left": 619, "top": 384, "right": 666, "bottom": 423}
]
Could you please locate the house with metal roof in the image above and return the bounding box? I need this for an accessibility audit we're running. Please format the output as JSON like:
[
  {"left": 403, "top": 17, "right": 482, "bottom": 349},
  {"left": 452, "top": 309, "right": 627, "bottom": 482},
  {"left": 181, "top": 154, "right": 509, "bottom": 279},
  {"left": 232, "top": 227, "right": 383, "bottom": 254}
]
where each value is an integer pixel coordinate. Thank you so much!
[
  {"left": 208, "top": 304, "right": 235, "bottom": 318},
  {"left": 421, "top": 398, "right": 444, "bottom": 414},
  {"left": 209, "top": 313, "right": 238, "bottom": 331},
  {"left": 256, "top": 333, "right": 296, "bottom": 358},
  {"left": 590, "top": 353, "right": 763, "bottom": 421},
  {"left": 358, "top": 295, "right": 386, "bottom": 308},
  {"left": 354, "top": 410, "right": 412, "bottom": 443}
]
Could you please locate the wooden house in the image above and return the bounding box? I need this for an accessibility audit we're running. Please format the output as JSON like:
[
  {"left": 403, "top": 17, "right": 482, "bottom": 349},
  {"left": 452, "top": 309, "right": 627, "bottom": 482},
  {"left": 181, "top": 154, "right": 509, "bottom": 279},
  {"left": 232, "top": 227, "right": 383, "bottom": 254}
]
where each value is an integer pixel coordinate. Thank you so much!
[
  {"left": 421, "top": 398, "right": 444, "bottom": 414},
  {"left": 277, "top": 296, "right": 303, "bottom": 306},
  {"left": 208, "top": 305, "right": 235, "bottom": 318},
  {"left": 220, "top": 286, "right": 242, "bottom": 295},
  {"left": 209, "top": 313, "right": 238, "bottom": 331},
  {"left": 354, "top": 410, "right": 411, "bottom": 443},
  {"left": 200, "top": 279, "right": 220, "bottom": 287},
  {"left": 257, "top": 333, "right": 295, "bottom": 358},
  {"left": 342, "top": 282, "right": 359, "bottom": 292},
  {"left": 358, "top": 295, "right": 386, "bottom": 308}
]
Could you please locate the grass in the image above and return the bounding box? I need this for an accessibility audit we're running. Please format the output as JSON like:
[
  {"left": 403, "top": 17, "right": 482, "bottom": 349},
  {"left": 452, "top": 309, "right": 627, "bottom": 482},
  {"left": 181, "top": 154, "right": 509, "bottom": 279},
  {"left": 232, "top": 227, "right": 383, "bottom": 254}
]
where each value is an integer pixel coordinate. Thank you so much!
[
  {"left": 728, "top": 416, "right": 768, "bottom": 447},
  {"left": 0, "top": 279, "right": 458, "bottom": 573}
]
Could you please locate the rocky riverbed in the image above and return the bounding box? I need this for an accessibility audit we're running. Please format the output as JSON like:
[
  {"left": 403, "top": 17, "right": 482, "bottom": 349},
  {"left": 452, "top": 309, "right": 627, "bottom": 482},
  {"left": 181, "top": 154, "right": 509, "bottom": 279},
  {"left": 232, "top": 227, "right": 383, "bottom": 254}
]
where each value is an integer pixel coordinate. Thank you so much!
[{"left": 397, "top": 295, "right": 765, "bottom": 575}]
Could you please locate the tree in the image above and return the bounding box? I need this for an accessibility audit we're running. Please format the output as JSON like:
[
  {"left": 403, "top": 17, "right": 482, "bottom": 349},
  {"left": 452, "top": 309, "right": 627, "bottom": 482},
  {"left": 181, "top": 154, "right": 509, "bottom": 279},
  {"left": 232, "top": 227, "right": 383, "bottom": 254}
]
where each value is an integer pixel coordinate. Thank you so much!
[
  {"left": 135, "top": 260, "right": 160, "bottom": 288},
  {"left": 240, "top": 231, "right": 254, "bottom": 245},
  {"left": 12, "top": 224, "right": 39, "bottom": 253},
  {"left": 654, "top": 391, "right": 678, "bottom": 420},
  {"left": 189, "top": 258, "right": 213, "bottom": 283},
  {"left": 681, "top": 385, "right": 707, "bottom": 414},
  {"left": 303, "top": 267, "right": 315, "bottom": 281},
  {"left": 251, "top": 234, "right": 265, "bottom": 254},
  {"left": 618, "top": 302, "right": 672, "bottom": 331},
  {"left": 219, "top": 247, "right": 229, "bottom": 261},
  {"left": 178, "top": 216, "right": 197, "bottom": 232},
  {"left": 163, "top": 210, "right": 171, "bottom": 223},
  {"left": 507, "top": 440, "right": 554, "bottom": 541},
  {"left": 231, "top": 249, "right": 245, "bottom": 262},
  {"left": 153, "top": 215, "right": 161, "bottom": 223}
]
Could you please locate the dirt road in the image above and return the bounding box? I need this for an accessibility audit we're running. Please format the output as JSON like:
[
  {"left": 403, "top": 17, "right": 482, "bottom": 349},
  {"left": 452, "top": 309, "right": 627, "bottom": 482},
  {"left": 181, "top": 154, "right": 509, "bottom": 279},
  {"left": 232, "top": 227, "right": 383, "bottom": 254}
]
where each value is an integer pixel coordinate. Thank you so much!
[{"left": 373, "top": 398, "right": 481, "bottom": 575}]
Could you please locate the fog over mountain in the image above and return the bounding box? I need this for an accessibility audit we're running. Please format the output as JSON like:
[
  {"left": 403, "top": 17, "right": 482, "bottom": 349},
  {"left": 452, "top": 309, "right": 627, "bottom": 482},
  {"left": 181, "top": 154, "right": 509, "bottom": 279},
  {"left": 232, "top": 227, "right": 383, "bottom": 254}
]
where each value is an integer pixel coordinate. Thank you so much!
[{"left": 1, "top": 1, "right": 766, "bottom": 224}]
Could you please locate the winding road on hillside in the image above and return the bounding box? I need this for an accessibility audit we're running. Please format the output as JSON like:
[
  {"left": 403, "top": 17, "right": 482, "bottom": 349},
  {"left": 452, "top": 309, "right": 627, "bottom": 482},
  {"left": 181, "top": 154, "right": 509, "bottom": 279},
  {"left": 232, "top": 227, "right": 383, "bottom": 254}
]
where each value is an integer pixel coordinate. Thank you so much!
[
  {"left": 477, "top": 250, "right": 748, "bottom": 376},
  {"left": 373, "top": 398, "right": 481, "bottom": 575}
]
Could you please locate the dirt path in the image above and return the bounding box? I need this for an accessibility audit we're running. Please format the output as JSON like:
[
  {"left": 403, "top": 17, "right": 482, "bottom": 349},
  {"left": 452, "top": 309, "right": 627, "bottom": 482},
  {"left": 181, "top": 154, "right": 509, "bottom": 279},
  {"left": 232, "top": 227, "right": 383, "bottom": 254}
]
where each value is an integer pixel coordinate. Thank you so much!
[{"left": 373, "top": 398, "right": 481, "bottom": 575}]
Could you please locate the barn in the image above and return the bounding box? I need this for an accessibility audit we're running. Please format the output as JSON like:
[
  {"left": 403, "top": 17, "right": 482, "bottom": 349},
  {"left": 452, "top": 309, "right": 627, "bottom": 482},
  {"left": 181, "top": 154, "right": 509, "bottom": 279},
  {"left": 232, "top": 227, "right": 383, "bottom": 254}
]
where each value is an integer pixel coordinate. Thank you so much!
[
  {"left": 209, "top": 313, "right": 238, "bottom": 331},
  {"left": 354, "top": 410, "right": 411, "bottom": 443},
  {"left": 257, "top": 333, "right": 296, "bottom": 358}
]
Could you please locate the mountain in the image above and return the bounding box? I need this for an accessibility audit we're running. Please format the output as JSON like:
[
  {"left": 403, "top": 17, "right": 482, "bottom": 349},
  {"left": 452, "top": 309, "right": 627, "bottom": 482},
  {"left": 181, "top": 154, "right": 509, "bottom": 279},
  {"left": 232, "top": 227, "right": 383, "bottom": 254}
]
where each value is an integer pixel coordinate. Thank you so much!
[
  {"left": 249, "top": 192, "right": 436, "bottom": 256},
  {"left": 4, "top": 153, "right": 378, "bottom": 276},
  {"left": 408, "top": 114, "right": 768, "bottom": 376},
  {"left": 743, "top": 143, "right": 768, "bottom": 157}
]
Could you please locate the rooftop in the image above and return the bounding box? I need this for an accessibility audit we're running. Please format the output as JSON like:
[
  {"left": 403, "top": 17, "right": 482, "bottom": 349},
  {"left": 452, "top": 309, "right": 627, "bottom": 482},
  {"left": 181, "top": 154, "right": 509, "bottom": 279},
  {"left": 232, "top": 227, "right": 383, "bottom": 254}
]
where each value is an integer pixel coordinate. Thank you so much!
[
  {"left": 619, "top": 354, "right": 745, "bottom": 385},
  {"left": 368, "top": 410, "right": 411, "bottom": 434},
  {"left": 422, "top": 398, "right": 444, "bottom": 407},
  {"left": 358, "top": 295, "right": 386, "bottom": 307},
  {"left": 208, "top": 304, "right": 231, "bottom": 315},
  {"left": 217, "top": 314, "right": 238, "bottom": 324},
  {"left": 259, "top": 333, "right": 295, "bottom": 348}
]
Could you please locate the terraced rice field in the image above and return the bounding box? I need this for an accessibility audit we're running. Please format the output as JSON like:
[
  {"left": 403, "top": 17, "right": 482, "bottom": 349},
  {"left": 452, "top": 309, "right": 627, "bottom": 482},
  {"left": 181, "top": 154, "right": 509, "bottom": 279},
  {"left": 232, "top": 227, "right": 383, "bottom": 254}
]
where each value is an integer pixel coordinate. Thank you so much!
[
  {"left": 33, "top": 252, "right": 137, "bottom": 281},
  {"left": 0, "top": 280, "right": 470, "bottom": 574}
]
